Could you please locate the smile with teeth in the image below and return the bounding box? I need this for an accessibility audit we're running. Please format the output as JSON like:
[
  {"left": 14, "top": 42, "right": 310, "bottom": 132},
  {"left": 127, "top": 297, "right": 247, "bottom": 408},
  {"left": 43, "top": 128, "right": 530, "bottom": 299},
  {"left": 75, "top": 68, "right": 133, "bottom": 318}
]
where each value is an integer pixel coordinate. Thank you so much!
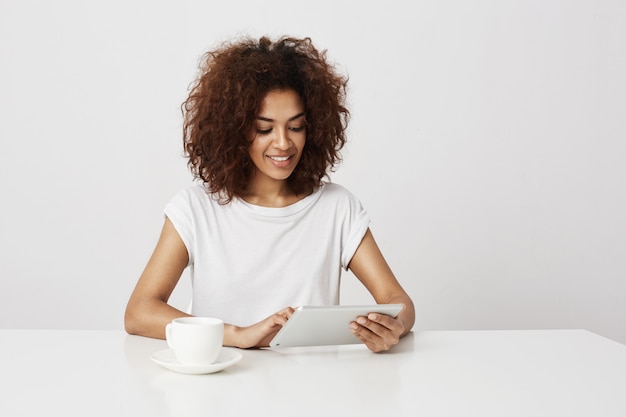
[{"left": 268, "top": 155, "right": 291, "bottom": 161}]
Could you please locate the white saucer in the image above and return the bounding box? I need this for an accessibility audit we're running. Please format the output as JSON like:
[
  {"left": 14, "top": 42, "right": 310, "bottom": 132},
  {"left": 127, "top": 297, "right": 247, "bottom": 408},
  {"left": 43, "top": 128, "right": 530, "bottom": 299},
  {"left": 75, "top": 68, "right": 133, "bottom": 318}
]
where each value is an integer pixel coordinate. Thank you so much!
[{"left": 150, "top": 348, "right": 243, "bottom": 375}]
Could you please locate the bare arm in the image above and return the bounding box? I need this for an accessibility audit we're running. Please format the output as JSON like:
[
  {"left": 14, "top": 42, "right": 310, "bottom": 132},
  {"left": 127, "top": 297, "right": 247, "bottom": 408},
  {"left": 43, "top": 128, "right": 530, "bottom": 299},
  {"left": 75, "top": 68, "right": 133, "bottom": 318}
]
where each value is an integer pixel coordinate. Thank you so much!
[
  {"left": 348, "top": 228, "right": 415, "bottom": 352},
  {"left": 124, "top": 218, "right": 191, "bottom": 339}
]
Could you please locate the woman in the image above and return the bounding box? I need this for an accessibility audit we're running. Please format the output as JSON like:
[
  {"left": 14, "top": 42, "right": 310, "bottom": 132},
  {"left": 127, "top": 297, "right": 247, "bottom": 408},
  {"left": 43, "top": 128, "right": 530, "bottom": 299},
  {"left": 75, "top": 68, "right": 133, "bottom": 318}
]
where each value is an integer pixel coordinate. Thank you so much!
[{"left": 124, "top": 35, "right": 414, "bottom": 352}]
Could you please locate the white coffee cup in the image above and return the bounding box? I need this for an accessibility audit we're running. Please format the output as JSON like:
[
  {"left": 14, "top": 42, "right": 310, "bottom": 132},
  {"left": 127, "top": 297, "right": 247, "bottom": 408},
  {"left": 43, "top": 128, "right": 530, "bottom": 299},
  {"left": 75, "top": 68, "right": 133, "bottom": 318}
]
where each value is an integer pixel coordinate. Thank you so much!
[{"left": 165, "top": 317, "right": 224, "bottom": 366}]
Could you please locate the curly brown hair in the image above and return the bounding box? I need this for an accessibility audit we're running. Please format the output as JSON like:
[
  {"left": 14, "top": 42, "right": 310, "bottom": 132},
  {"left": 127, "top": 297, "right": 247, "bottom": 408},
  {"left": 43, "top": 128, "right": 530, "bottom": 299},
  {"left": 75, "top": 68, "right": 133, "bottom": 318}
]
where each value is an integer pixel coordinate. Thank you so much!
[{"left": 182, "top": 35, "right": 349, "bottom": 203}]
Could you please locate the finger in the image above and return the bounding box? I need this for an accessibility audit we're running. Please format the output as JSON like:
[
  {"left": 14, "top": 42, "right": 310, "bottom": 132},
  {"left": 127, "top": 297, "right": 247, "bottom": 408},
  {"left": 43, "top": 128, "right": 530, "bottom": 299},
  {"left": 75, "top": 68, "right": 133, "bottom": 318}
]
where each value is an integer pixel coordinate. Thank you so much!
[
  {"left": 271, "top": 314, "right": 289, "bottom": 326},
  {"left": 270, "top": 307, "right": 295, "bottom": 325},
  {"left": 367, "top": 313, "right": 405, "bottom": 334},
  {"left": 350, "top": 321, "right": 390, "bottom": 352},
  {"left": 352, "top": 315, "right": 403, "bottom": 351},
  {"left": 356, "top": 315, "right": 392, "bottom": 338}
]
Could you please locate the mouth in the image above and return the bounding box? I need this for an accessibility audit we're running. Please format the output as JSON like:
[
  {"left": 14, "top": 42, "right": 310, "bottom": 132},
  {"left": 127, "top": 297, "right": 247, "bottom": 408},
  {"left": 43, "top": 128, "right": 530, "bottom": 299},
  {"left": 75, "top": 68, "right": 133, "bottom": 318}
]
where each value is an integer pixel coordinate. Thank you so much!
[
  {"left": 267, "top": 155, "right": 291, "bottom": 162},
  {"left": 266, "top": 154, "right": 295, "bottom": 168}
]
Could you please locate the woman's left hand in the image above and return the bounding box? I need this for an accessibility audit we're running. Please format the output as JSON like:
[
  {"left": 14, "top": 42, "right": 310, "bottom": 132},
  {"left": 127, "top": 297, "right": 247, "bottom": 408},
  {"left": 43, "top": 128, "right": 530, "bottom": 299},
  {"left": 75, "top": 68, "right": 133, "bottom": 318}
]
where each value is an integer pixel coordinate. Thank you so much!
[{"left": 350, "top": 312, "right": 405, "bottom": 352}]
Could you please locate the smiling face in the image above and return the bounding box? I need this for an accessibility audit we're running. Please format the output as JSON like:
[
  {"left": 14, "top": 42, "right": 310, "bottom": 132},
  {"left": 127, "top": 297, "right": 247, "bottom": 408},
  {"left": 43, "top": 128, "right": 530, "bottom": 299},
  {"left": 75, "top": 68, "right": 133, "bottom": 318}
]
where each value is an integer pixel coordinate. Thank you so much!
[{"left": 247, "top": 88, "right": 307, "bottom": 194}]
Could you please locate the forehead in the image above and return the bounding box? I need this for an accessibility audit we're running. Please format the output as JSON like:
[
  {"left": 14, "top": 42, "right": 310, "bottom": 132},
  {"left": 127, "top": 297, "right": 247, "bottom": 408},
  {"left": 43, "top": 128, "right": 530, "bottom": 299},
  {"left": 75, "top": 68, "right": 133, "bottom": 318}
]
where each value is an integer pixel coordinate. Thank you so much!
[{"left": 258, "top": 88, "right": 305, "bottom": 118}]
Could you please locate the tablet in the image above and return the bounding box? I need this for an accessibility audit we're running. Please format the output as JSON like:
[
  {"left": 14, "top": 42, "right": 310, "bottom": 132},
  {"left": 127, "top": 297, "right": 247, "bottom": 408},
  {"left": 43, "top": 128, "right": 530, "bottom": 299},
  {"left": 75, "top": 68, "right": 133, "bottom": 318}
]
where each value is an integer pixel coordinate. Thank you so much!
[{"left": 269, "top": 304, "right": 404, "bottom": 348}]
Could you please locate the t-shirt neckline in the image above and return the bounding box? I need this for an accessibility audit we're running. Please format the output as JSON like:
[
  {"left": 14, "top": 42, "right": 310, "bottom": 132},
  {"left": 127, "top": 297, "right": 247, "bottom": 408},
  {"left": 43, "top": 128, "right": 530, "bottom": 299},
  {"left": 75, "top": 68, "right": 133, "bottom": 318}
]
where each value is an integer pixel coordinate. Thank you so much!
[{"left": 234, "top": 183, "right": 325, "bottom": 218}]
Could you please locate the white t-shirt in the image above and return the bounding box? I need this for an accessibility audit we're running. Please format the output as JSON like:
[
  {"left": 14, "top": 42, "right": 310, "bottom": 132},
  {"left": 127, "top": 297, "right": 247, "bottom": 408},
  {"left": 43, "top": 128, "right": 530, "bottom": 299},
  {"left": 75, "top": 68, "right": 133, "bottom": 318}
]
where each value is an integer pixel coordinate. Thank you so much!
[{"left": 164, "top": 181, "right": 370, "bottom": 326}]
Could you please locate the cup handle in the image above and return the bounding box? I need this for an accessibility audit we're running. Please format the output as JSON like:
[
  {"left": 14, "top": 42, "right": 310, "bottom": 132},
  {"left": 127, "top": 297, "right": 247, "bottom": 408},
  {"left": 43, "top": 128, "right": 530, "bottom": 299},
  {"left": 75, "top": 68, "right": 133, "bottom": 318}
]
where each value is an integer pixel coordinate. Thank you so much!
[{"left": 165, "top": 323, "right": 173, "bottom": 349}]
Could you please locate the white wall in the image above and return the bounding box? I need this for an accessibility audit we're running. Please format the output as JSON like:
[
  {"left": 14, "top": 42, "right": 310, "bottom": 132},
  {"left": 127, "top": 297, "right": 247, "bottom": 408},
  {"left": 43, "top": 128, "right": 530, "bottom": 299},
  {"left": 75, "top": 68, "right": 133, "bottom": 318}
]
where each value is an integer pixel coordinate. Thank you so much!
[{"left": 1, "top": 0, "right": 625, "bottom": 343}]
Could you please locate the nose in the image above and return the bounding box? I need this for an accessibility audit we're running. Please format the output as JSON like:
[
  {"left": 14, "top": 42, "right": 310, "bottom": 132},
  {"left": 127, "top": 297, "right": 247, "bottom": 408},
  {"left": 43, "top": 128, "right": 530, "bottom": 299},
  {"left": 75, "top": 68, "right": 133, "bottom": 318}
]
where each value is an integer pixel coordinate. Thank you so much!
[{"left": 273, "top": 127, "right": 291, "bottom": 150}]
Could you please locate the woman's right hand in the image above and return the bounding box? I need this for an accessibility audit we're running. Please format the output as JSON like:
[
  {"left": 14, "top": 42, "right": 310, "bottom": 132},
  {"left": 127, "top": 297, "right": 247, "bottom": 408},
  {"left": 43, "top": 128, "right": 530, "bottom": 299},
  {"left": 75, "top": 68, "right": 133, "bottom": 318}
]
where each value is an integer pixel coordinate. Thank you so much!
[{"left": 227, "top": 307, "right": 295, "bottom": 349}]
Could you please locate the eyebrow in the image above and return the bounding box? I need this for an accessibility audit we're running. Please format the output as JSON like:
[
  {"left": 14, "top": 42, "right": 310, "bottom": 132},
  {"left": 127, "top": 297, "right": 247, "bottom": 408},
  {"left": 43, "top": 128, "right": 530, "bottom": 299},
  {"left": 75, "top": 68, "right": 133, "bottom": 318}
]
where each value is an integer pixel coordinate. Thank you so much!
[{"left": 256, "top": 112, "right": 306, "bottom": 122}]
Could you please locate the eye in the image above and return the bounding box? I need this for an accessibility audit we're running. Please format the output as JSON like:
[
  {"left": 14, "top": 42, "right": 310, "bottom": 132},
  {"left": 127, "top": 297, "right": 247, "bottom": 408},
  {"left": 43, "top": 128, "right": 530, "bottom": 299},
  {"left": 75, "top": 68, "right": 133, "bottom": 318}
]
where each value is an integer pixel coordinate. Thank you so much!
[
  {"left": 289, "top": 126, "right": 306, "bottom": 133},
  {"left": 256, "top": 128, "right": 272, "bottom": 135}
]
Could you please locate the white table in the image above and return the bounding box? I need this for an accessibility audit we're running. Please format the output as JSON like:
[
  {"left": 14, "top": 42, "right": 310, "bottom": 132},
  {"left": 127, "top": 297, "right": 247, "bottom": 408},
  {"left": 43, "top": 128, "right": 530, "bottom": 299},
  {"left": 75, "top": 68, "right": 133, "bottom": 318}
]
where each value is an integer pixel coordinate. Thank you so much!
[{"left": 1, "top": 329, "right": 625, "bottom": 416}]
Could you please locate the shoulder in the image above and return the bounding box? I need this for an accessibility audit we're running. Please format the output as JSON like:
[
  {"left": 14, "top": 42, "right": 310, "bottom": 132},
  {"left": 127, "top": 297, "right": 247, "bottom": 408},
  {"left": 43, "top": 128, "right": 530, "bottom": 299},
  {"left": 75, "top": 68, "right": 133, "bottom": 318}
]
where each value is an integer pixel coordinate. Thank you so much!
[
  {"left": 319, "top": 181, "right": 352, "bottom": 197},
  {"left": 166, "top": 183, "right": 222, "bottom": 212},
  {"left": 319, "top": 181, "right": 360, "bottom": 202},
  {"left": 316, "top": 182, "right": 366, "bottom": 211},
  {"left": 171, "top": 183, "right": 219, "bottom": 202}
]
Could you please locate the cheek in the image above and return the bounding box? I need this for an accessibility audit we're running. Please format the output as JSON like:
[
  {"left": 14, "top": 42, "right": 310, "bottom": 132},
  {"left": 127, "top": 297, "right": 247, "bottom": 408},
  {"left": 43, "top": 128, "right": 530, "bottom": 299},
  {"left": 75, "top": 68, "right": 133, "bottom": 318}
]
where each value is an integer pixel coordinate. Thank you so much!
[
  {"left": 297, "top": 135, "right": 307, "bottom": 150},
  {"left": 248, "top": 140, "right": 263, "bottom": 157}
]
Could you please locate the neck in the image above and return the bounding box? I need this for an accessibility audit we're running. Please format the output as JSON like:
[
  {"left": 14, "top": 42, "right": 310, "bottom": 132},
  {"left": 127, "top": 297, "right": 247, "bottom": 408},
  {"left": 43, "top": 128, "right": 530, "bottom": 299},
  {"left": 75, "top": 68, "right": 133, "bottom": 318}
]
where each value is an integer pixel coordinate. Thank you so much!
[{"left": 243, "top": 176, "right": 298, "bottom": 208}]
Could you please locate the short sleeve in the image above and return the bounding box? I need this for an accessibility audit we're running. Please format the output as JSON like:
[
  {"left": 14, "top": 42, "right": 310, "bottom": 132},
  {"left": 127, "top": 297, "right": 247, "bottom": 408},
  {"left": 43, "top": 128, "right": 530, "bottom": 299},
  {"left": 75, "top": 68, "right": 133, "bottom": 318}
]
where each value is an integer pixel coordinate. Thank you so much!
[
  {"left": 164, "top": 187, "right": 196, "bottom": 266},
  {"left": 336, "top": 187, "right": 370, "bottom": 270}
]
